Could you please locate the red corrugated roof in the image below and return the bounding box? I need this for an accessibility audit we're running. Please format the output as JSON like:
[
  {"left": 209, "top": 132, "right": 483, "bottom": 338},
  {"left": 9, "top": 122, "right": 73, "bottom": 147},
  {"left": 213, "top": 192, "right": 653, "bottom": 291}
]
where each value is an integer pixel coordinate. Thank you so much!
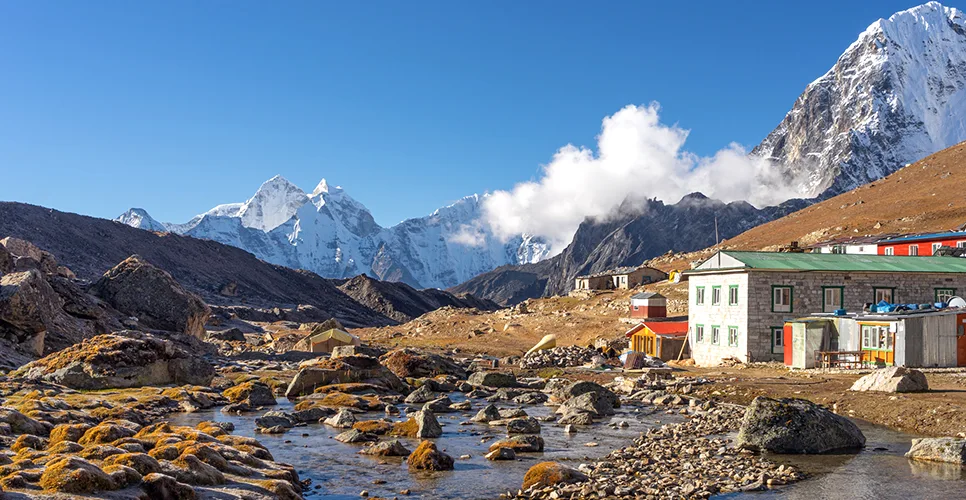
[{"left": 641, "top": 321, "right": 688, "bottom": 336}]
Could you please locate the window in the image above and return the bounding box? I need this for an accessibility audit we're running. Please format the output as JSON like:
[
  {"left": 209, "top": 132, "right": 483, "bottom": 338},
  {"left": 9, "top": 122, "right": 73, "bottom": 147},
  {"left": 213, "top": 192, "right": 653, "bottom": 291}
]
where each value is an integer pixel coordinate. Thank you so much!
[
  {"left": 861, "top": 324, "right": 893, "bottom": 351},
  {"left": 711, "top": 286, "right": 721, "bottom": 306},
  {"left": 832, "top": 245, "right": 846, "bottom": 254},
  {"left": 695, "top": 287, "right": 705, "bottom": 306},
  {"left": 728, "top": 285, "right": 739, "bottom": 306},
  {"left": 884, "top": 247, "right": 894, "bottom": 256},
  {"left": 772, "top": 286, "right": 793, "bottom": 313},
  {"left": 711, "top": 326, "right": 720, "bottom": 345},
  {"left": 933, "top": 243, "right": 942, "bottom": 255},
  {"left": 873, "top": 287, "right": 895, "bottom": 303},
  {"left": 728, "top": 326, "right": 739, "bottom": 347},
  {"left": 822, "top": 286, "right": 844, "bottom": 313},
  {"left": 909, "top": 245, "right": 918, "bottom": 256},
  {"left": 958, "top": 241, "right": 966, "bottom": 248},
  {"left": 695, "top": 324, "right": 705, "bottom": 343},
  {"left": 936, "top": 288, "right": 957, "bottom": 303},
  {"left": 772, "top": 327, "right": 784, "bottom": 354}
]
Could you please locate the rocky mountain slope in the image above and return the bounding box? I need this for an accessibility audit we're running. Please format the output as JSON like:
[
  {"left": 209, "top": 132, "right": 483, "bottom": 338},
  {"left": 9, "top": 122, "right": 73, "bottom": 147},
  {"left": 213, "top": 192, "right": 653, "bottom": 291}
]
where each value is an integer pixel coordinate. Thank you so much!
[
  {"left": 0, "top": 202, "right": 491, "bottom": 327},
  {"left": 758, "top": 2, "right": 966, "bottom": 197},
  {"left": 334, "top": 274, "right": 499, "bottom": 324},
  {"left": 118, "top": 176, "right": 550, "bottom": 289},
  {"left": 451, "top": 195, "right": 810, "bottom": 304}
]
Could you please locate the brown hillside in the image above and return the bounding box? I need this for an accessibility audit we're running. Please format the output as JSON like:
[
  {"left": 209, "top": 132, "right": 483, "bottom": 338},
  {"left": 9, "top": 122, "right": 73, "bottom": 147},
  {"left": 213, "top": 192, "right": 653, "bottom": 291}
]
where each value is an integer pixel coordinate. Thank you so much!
[{"left": 726, "top": 141, "right": 966, "bottom": 250}]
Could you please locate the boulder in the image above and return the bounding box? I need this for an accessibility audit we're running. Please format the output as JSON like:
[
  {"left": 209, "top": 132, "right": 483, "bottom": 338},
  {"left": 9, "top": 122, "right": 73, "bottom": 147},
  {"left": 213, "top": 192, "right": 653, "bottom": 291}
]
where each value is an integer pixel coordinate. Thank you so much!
[
  {"left": 472, "top": 404, "right": 502, "bottom": 423},
  {"left": 0, "top": 237, "right": 59, "bottom": 274},
  {"left": 285, "top": 355, "right": 406, "bottom": 398},
  {"left": 905, "top": 437, "right": 966, "bottom": 464},
  {"left": 468, "top": 371, "right": 518, "bottom": 388},
  {"left": 557, "top": 411, "right": 595, "bottom": 425},
  {"left": 407, "top": 440, "right": 454, "bottom": 471},
  {"left": 334, "top": 429, "right": 379, "bottom": 444},
  {"left": 422, "top": 397, "right": 455, "bottom": 413},
  {"left": 223, "top": 382, "right": 277, "bottom": 407},
  {"left": 736, "top": 397, "right": 866, "bottom": 454},
  {"left": 0, "top": 407, "right": 49, "bottom": 436},
  {"left": 142, "top": 473, "right": 197, "bottom": 500},
  {"left": 551, "top": 381, "right": 620, "bottom": 409},
  {"left": 555, "top": 392, "right": 615, "bottom": 418},
  {"left": 11, "top": 332, "right": 215, "bottom": 389},
  {"left": 39, "top": 455, "right": 116, "bottom": 494},
  {"left": 331, "top": 345, "right": 385, "bottom": 359},
  {"left": 850, "top": 366, "right": 929, "bottom": 393},
  {"left": 506, "top": 417, "right": 541, "bottom": 435},
  {"left": 0, "top": 269, "right": 64, "bottom": 344},
  {"left": 206, "top": 328, "right": 246, "bottom": 342},
  {"left": 90, "top": 255, "right": 210, "bottom": 338},
  {"left": 359, "top": 439, "right": 411, "bottom": 457},
  {"left": 404, "top": 384, "right": 438, "bottom": 404},
  {"left": 485, "top": 447, "right": 516, "bottom": 461},
  {"left": 414, "top": 410, "right": 443, "bottom": 438},
  {"left": 522, "top": 462, "right": 588, "bottom": 490},
  {"left": 255, "top": 412, "right": 295, "bottom": 430},
  {"left": 323, "top": 409, "right": 357, "bottom": 429},
  {"left": 0, "top": 243, "right": 12, "bottom": 274},
  {"left": 380, "top": 348, "right": 467, "bottom": 379},
  {"left": 488, "top": 435, "right": 544, "bottom": 453}
]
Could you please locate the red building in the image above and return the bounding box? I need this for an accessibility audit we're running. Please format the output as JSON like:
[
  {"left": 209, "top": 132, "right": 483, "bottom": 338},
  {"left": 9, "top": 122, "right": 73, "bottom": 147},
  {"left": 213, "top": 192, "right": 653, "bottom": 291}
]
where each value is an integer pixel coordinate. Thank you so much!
[
  {"left": 877, "top": 231, "right": 966, "bottom": 256},
  {"left": 629, "top": 292, "right": 667, "bottom": 318}
]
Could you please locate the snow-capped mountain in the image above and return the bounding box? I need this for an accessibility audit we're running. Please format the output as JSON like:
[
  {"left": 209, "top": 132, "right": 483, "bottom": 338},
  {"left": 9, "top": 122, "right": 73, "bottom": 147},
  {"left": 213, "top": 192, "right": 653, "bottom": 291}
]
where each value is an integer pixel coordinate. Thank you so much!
[
  {"left": 116, "top": 177, "right": 550, "bottom": 289},
  {"left": 755, "top": 1, "right": 966, "bottom": 197},
  {"left": 115, "top": 208, "right": 167, "bottom": 232}
]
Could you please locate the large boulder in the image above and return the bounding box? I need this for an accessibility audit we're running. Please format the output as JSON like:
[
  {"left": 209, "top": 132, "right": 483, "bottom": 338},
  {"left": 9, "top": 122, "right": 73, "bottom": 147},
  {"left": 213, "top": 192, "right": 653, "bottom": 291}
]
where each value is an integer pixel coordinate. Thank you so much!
[
  {"left": 380, "top": 349, "right": 467, "bottom": 379},
  {"left": 11, "top": 332, "right": 216, "bottom": 390},
  {"left": 407, "top": 440, "right": 454, "bottom": 471},
  {"left": 468, "top": 371, "right": 517, "bottom": 388},
  {"left": 551, "top": 381, "right": 620, "bottom": 409},
  {"left": 0, "top": 243, "right": 12, "bottom": 274},
  {"left": 90, "top": 255, "right": 210, "bottom": 338},
  {"left": 0, "top": 237, "right": 59, "bottom": 275},
  {"left": 0, "top": 269, "right": 64, "bottom": 343},
  {"left": 905, "top": 438, "right": 966, "bottom": 464},
  {"left": 521, "top": 462, "right": 587, "bottom": 490},
  {"left": 555, "top": 392, "right": 616, "bottom": 418},
  {"left": 285, "top": 355, "right": 406, "bottom": 398},
  {"left": 737, "top": 397, "right": 866, "bottom": 454},
  {"left": 850, "top": 367, "right": 928, "bottom": 393},
  {"left": 223, "top": 382, "right": 277, "bottom": 407}
]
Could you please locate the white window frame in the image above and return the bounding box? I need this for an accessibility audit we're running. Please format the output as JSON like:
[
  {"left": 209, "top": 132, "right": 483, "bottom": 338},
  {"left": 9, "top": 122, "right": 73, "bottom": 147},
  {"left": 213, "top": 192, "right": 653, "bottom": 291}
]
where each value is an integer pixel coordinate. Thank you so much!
[
  {"left": 884, "top": 247, "right": 894, "bottom": 256},
  {"left": 909, "top": 245, "right": 918, "bottom": 256},
  {"left": 773, "top": 286, "right": 792, "bottom": 313},
  {"left": 695, "top": 287, "right": 705, "bottom": 306},
  {"left": 728, "top": 326, "right": 739, "bottom": 347},
  {"left": 874, "top": 288, "right": 894, "bottom": 304},
  {"left": 695, "top": 324, "right": 705, "bottom": 343},
  {"left": 823, "top": 287, "right": 844, "bottom": 313},
  {"left": 772, "top": 327, "right": 784, "bottom": 354},
  {"left": 711, "top": 326, "right": 720, "bottom": 345},
  {"left": 861, "top": 324, "right": 893, "bottom": 351},
  {"left": 728, "top": 285, "right": 739, "bottom": 306},
  {"left": 711, "top": 287, "right": 721, "bottom": 306},
  {"left": 958, "top": 241, "right": 966, "bottom": 248}
]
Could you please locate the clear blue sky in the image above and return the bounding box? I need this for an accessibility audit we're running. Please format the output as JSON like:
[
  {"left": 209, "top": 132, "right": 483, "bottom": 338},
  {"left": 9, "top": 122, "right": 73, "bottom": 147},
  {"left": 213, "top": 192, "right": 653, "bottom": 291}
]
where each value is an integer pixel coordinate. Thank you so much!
[{"left": 0, "top": 1, "right": 942, "bottom": 226}]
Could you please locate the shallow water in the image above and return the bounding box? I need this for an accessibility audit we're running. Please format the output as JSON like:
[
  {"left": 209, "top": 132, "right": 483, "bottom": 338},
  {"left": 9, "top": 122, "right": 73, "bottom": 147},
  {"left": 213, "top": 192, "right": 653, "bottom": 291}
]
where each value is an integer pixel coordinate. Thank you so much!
[
  {"left": 170, "top": 396, "right": 966, "bottom": 500},
  {"left": 169, "top": 394, "right": 681, "bottom": 499}
]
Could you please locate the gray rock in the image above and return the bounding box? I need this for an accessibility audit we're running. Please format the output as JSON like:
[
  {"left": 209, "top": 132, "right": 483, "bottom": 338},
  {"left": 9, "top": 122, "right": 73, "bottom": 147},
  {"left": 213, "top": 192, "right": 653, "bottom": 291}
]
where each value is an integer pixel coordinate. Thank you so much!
[
  {"left": 737, "top": 397, "right": 865, "bottom": 454},
  {"left": 414, "top": 409, "right": 443, "bottom": 438},
  {"left": 471, "top": 404, "right": 501, "bottom": 423},
  {"left": 422, "top": 397, "right": 455, "bottom": 413},
  {"left": 405, "top": 385, "right": 438, "bottom": 404},
  {"left": 450, "top": 401, "right": 472, "bottom": 411},
  {"left": 489, "top": 435, "right": 544, "bottom": 453},
  {"left": 291, "top": 407, "right": 334, "bottom": 423},
  {"left": 506, "top": 417, "right": 541, "bottom": 435},
  {"left": 468, "top": 371, "right": 518, "bottom": 388},
  {"left": 499, "top": 408, "right": 528, "bottom": 419},
  {"left": 334, "top": 429, "right": 379, "bottom": 444},
  {"left": 485, "top": 447, "right": 516, "bottom": 460},
  {"left": 905, "top": 438, "right": 966, "bottom": 464},
  {"left": 359, "top": 439, "right": 411, "bottom": 457},
  {"left": 324, "top": 409, "right": 357, "bottom": 429},
  {"left": 255, "top": 412, "right": 294, "bottom": 429},
  {"left": 850, "top": 366, "right": 928, "bottom": 393},
  {"left": 552, "top": 381, "right": 620, "bottom": 409},
  {"left": 558, "top": 411, "right": 595, "bottom": 425},
  {"left": 513, "top": 392, "right": 548, "bottom": 405},
  {"left": 555, "top": 392, "right": 615, "bottom": 418},
  {"left": 331, "top": 345, "right": 385, "bottom": 359}
]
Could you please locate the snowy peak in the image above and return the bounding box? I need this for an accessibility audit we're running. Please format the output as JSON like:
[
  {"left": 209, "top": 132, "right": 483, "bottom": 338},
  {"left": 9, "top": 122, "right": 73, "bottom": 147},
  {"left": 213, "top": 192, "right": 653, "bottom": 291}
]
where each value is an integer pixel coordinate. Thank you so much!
[
  {"left": 115, "top": 208, "right": 167, "bottom": 232},
  {"left": 755, "top": 1, "right": 966, "bottom": 197},
  {"left": 237, "top": 175, "right": 310, "bottom": 231},
  {"left": 311, "top": 178, "right": 330, "bottom": 197}
]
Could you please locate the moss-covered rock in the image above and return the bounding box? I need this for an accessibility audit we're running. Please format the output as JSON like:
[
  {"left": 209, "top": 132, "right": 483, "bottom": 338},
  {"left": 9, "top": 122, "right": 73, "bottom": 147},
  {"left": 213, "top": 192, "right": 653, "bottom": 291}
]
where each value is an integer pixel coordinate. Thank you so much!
[
  {"left": 48, "top": 423, "right": 91, "bottom": 447},
  {"left": 352, "top": 420, "right": 393, "bottom": 435},
  {"left": 521, "top": 462, "right": 587, "bottom": 490},
  {"left": 39, "top": 456, "right": 116, "bottom": 493},
  {"left": 406, "top": 440, "right": 454, "bottom": 472},
  {"left": 142, "top": 472, "right": 197, "bottom": 499},
  {"left": 103, "top": 452, "right": 163, "bottom": 476},
  {"left": 222, "top": 382, "right": 277, "bottom": 407}
]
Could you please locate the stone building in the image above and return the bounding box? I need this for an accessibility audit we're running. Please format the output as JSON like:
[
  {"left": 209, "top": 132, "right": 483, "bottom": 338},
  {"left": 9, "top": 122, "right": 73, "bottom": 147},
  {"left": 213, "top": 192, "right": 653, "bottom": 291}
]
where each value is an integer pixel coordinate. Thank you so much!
[
  {"left": 574, "top": 265, "right": 668, "bottom": 291},
  {"left": 684, "top": 251, "right": 966, "bottom": 366}
]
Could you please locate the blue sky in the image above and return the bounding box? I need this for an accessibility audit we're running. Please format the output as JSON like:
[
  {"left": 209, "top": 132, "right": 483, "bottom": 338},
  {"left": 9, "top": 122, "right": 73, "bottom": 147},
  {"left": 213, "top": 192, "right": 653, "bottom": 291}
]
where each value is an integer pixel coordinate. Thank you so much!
[{"left": 0, "top": 1, "right": 942, "bottom": 226}]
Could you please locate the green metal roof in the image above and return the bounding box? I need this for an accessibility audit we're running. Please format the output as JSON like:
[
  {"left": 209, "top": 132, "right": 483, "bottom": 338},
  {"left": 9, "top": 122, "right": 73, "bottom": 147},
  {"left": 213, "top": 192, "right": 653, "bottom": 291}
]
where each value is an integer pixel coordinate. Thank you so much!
[{"left": 690, "top": 251, "right": 966, "bottom": 274}]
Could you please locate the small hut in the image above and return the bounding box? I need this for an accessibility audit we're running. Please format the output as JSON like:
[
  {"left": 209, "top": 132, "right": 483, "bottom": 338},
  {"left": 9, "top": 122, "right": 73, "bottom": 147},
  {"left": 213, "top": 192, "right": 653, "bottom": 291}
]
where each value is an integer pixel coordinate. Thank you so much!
[
  {"left": 301, "top": 328, "right": 361, "bottom": 354},
  {"left": 625, "top": 320, "right": 689, "bottom": 361}
]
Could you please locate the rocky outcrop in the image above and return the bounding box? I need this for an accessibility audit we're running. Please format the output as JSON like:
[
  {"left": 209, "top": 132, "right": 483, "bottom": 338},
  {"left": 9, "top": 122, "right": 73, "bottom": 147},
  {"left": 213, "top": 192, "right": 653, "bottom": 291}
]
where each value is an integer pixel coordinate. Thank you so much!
[
  {"left": 736, "top": 397, "right": 865, "bottom": 454},
  {"left": 91, "top": 255, "right": 210, "bottom": 338},
  {"left": 380, "top": 348, "right": 467, "bottom": 379},
  {"left": 905, "top": 437, "right": 966, "bottom": 464},
  {"left": 0, "top": 270, "right": 64, "bottom": 347},
  {"left": 850, "top": 366, "right": 928, "bottom": 393},
  {"left": 11, "top": 332, "right": 215, "bottom": 390},
  {"left": 222, "top": 382, "right": 277, "bottom": 407}
]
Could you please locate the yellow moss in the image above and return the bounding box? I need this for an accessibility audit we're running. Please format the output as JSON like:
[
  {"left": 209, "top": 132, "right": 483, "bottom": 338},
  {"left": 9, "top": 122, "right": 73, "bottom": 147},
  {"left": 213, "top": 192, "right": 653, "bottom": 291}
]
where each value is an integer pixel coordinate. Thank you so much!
[
  {"left": 102, "top": 452, "right": 162, "bottom": 476},
  {"left": 39, "top": 456, "right": 116, "bottom": 494},
  {"left": 352, "top": 420, "right": 392, "bottom": 435},
  {"left": 388, "top": 418, "right": 418, "bottom": 438},
  {"left": 48, "top": 423, "right": 91, "bottom": 447},
  {"left": 243, "top": 478, "right": 301, "bottom": 500}
]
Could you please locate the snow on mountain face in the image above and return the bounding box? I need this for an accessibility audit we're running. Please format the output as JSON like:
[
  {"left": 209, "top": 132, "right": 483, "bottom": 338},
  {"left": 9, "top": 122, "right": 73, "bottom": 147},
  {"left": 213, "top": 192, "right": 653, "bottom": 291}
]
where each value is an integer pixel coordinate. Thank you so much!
[
  {"left": 116, "top": 178, "right": 550, "bottom": 289},
  {"left": 755, "top": 2, "right": 966, "bottom": 197},
  {"left": 114, "top": 208, "right": 167, "bottom": 232}
]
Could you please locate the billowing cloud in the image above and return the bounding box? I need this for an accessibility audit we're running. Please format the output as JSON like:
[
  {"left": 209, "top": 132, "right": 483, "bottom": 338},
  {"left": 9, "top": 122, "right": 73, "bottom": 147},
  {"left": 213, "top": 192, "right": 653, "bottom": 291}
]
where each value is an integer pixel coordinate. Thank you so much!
[{"left": 482, "top": 103, "right": 800, "bottom": 252}]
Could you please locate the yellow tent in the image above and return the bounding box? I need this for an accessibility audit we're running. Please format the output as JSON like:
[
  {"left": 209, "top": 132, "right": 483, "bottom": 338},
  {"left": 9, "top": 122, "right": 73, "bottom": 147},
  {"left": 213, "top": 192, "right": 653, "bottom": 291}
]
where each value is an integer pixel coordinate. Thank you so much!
[{"left": 306, "top": 328, "right": 361, "bottom": 353}]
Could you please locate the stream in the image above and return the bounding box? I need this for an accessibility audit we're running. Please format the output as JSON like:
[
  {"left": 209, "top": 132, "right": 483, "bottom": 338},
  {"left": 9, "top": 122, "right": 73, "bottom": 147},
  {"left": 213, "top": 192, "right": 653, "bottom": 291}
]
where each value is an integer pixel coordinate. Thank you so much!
[{"left": 169, "top": 395, "right": 966, "bottom": 500}]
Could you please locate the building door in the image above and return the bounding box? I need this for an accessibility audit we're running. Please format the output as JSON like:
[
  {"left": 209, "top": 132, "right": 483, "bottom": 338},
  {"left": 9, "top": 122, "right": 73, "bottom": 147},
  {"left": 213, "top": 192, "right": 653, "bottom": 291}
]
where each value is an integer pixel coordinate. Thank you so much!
[{"left": 958, "top": 314, "right": 966, "bottom": 367}]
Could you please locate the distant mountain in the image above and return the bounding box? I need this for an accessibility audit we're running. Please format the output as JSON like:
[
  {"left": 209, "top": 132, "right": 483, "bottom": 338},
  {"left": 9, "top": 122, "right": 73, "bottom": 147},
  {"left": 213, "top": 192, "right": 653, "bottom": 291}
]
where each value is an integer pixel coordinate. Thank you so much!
[
  {"left": 450, "top": 194, "right": 810, "bottom": 304},
  {"left": 0, "top": 202, "right": 492, "bottom": 327},
  {"left": 335, "top": 274, "right": 499, "bottom": 324},
  {"left": 757, "top": 2, "right": 966, "bottom": 197},
  {"left": 117, "top": 176, "right": 550, "bottom": 289}
]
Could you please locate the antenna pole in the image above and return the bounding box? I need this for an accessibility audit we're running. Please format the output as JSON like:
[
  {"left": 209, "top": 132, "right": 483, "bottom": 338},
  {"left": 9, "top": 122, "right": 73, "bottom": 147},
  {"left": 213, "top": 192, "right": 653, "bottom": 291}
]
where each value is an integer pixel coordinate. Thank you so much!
[{"left": 715, "top": 214, "right": 721, "bottom": 267}]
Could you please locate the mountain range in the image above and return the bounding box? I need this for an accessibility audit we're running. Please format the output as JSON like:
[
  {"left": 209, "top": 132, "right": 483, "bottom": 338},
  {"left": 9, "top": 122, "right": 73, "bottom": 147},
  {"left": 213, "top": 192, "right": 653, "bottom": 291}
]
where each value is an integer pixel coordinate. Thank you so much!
[
  {"left": 118, "top": 177, "right": 549, "bottom": 290},
  {"left": 114, "top": 2, "right": 966, "bottom": 305}
]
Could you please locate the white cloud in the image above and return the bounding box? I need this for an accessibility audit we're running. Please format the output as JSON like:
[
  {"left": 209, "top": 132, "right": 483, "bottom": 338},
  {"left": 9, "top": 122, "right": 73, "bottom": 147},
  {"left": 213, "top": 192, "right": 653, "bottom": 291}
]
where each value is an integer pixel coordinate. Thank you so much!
[{"left": 482, "top": 103, "right": 800, "bottom": 252}]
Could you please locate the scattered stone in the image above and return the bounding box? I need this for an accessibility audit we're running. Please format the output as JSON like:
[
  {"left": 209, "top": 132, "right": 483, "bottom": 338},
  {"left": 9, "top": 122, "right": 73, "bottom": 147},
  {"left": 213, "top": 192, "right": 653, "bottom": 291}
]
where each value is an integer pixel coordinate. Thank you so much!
[
  {"left": 506, "top": 417, "right": 541, "bottom": 435},
  {"left": 468, "top": 371, "right": 518, "bottom": 388},
  {"left": 423, "top": 396, "right": 456, "bottom": 413},
  {"left": 335, "top": 429, "right": 379, "bottom": 444},
  {"left": 360, "top": 439, "right": 411, "bottom": 457},
  {"left": 324, "top": 409, "right": 357, "bottom": 429},
  {"left": 485, "top": 447, "right": 516, "bottom": 461},
  {"left": 223, "top": 381, "right": 278, "bottom": 406},
  {"left": 489, "top": 435, "right": 545, "bottom": 453},
  {"left": 404, "top": 385, "right": 438, "bottom": 404},
  {"left": 472, "top": 404, "right": 502, "bottom": 423}
]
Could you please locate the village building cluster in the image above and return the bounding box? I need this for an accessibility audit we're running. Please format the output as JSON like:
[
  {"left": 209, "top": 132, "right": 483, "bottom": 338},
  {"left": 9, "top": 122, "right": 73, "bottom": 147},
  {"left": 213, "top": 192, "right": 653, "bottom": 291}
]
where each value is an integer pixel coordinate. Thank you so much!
[{"left": 607, "top": 230, "right": 966, "bottom": 369}]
